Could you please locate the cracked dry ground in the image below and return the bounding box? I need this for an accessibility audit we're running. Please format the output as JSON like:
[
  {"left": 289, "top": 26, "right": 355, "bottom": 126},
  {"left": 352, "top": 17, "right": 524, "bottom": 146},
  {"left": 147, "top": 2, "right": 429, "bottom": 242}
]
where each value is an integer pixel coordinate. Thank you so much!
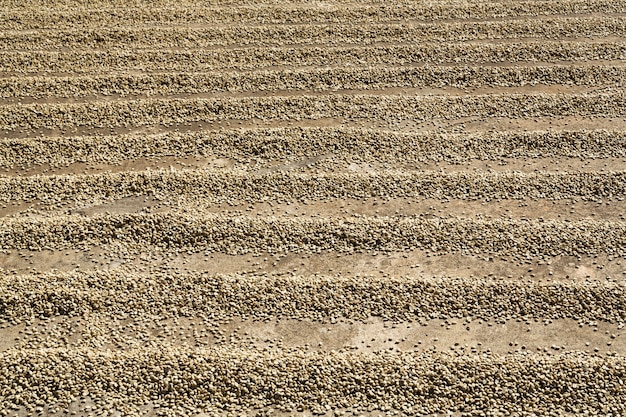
[{"left": 2, "top": 0, "right": 626, "bottom": 416}]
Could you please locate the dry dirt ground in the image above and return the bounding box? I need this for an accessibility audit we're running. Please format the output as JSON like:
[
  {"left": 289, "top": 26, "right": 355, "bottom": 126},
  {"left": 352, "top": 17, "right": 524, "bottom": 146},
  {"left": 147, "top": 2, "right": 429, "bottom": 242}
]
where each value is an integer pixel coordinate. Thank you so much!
[{"left": 1, "top": 0, "right": 626, "bottom": 416}]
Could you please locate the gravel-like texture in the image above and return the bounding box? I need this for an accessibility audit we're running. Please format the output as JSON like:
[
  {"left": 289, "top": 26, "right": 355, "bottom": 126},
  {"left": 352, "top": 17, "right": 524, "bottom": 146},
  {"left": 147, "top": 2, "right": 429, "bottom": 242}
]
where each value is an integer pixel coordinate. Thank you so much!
[
  {"left": 1, "top": 348, "right": 624, "bottom": 416},
  {"left": 2, "top": 17, "right": 626, "bottom": 50},
  {"left": 3, "top": 0, "right": 626, "bottom": 415},
  {"left": 2, "top": 271, "right": 626, "bottom": 323},
  {"left": 2, "top": 65, "right": 625, "bottom": 98},
  {"left": 3, "top": 128, "right": 625, "bottom": 166},
  {"left": 2, "top": 92, "right": 626, "bottom": 130},
  {"left": 4, "top": 0, "right": 624, "bottom": 29},
  {"left": 2, "top": 169, "right": 626, "bottom": 203},
  {"left": 1, "top": 213, "right": 625, "bottom": 256},
  {"left": 2, "top": 42, "right": 624, "bottom": 74}
]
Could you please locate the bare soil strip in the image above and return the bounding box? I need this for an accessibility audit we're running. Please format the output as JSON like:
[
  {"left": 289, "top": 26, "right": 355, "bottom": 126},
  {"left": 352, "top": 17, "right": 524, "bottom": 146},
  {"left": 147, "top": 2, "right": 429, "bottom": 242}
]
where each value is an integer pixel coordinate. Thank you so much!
[
  {"left": 3, "top": 315, "right": 624, "bottom": 357},
  {"left": 2, "top": 245, "right": 623, "bottom": 283}
]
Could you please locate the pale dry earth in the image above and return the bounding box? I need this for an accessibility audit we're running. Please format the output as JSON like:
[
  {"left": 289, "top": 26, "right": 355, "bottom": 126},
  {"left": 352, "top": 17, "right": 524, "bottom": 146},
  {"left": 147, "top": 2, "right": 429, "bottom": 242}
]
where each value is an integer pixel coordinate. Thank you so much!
[{"left": 1, "top": 0, "right": 626, "bottom": 416}]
